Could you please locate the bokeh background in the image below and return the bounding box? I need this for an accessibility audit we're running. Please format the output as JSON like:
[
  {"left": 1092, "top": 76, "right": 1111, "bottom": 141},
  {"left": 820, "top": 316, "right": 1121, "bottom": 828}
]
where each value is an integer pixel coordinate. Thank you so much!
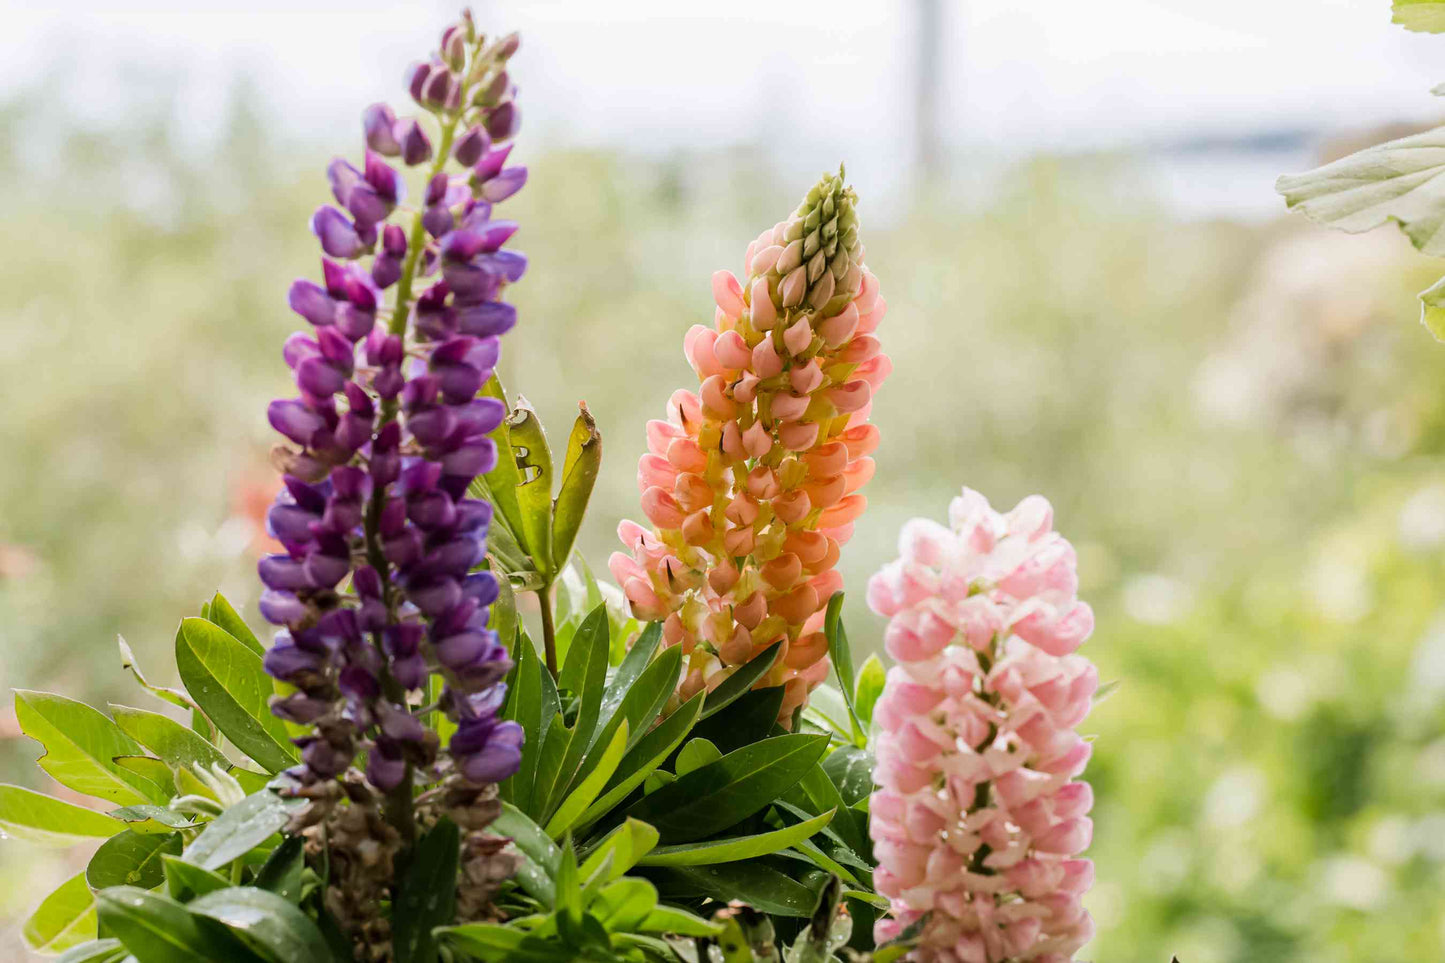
[{"left": 4, "top": 1, "right": 1445, "bottom": 960}]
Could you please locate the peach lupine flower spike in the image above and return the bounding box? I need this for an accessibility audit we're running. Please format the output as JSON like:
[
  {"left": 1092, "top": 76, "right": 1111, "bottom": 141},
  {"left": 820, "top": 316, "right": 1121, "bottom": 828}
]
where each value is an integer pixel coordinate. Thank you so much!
[{"left": 610, "top": 167, "right": 890, "bottom": 723}]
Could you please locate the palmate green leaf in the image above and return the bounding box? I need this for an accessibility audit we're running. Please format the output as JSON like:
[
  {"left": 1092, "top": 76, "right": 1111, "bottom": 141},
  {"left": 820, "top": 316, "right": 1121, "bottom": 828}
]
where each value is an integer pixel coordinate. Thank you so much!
[
  {"left": 13, "top": 690, "right": 168, "bottom": 806},
  {"left": 626, "top": 733, "right": 829, "bottom": 843},
  {"left": 494, "top": 803, "right": 561, "bottom": 907},
  {"left": 182, "top": 790, "right": 301, "bottom": 872},
  {"left": 162, "top": 854, "right": 232, "bottom": 901},
  {"left": 638, "top": 808, "right": 834, "bottom": 867},
  {"left": 392, "top": 818, "right": 458, "bottom": 963},
  {"left": 546, "top": 721, "right": 629, "bottom": 839},
  {"left": 0, "top": 783, "right": 126, "bottom": 845},
  {"left": 701, "top": 642, "right": 780, "bottom": 720},
  {"left": 24, "top": 873, "right": 97, "bottom": 953},
  {"left": 507, "top": 395, "right": 555, "bottom": 577},
  {"left": 649, "top": 860, "right": 821, "bottom": 917},
  {"left": 86, "top": 829, "right": 182, "bottom": 889},
  {"left": 551, "top": 402, "right": 602, "bottom": 572},
  {"left": 97, "top": 888, "right": 251, "bottom": 963},
  {"left": 55, "top": 938, "right": 129, "bottom": 963},
  {"left": 189, "top": 887, "right": 334, "bottom": 963},
  {"left": 1394, "top": 0, "right": 1445, "bottom": 32},
  {"left": 578, "top": 818, "right": 659, "bottom": 884},
  {"left": 578, "top": 692, "right": 704, "bottom": 830},
  {"left": 110, "top": 704, "right": 230, "bottom": 772},
  {"left": 174, "top": 618, "right": 296, "bottom": 773}
]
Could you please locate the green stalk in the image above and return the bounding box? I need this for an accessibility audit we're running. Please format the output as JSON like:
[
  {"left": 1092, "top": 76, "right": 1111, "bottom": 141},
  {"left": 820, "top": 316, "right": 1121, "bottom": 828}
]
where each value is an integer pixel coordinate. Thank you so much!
[{"left": 537, "top": 580, "right": 558, "bottom": 678}]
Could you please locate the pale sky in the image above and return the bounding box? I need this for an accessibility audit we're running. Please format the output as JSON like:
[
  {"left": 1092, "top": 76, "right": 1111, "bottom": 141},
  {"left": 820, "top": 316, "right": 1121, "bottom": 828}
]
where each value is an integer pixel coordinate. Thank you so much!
[{"left": 3, "top": 1, "right": 1442, "bottom": 215}]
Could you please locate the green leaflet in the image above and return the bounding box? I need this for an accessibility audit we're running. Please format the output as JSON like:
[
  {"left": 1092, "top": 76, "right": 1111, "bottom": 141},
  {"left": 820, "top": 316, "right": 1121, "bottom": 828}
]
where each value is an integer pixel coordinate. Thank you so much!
[
  {"left": 162, "top": 854, "right": 232, "bottom": 901},
  {"left": 701, "top": 641, "right": 780, "bottom": 719},
  {"left": 546, "top": 720, "right": 629, "bottom": 839},
  {"left": 1394, "top": 0, "right": 1445, "bottom": 32},
  {"left": 626, "top": 733, "right": 829, "bottom": 842},
  {"left": 86, "top": 829, "right": 182, "bottom": 889},
  {"left": 577, "top": 818, "right": 659, "bottom": 883},
  {"left": 189, "top": 887, "right": 334, "bottom": 963},
  {"left": 550, "top": 402, "right": 602, "bottom": 572},
  {"left": 23, "top": 873, "right": 96, "bottom": 954},
  {"left": 181, "top": 790, "right": 300, "bottom": 872},
  {"left": 13, "top": 690, "right": 167, "bottom": 806},
  {"left": 111, "top": 704, "right": 231, "bottom": 772},
  {"left": 0, "top": 783, "right": 126, "bottom": 845},
  {"left": 853, "top": 653, "right": 885, "bottom": 729},
  {"left": 494, "top": 803, "right": 561, "bottom": 907},
  {"left": 649, "top": 860, "right": 822, "bottom": 917},
  {"left": 637, "top": 808, "right": 835, "bottom": 866},
  {"left": 392, "top": 819, "right": 458, "bottom": 963},
  {"left": 174, "top": 617, "right": 296, "bottom": 773},
  {"left": 507, "top": 395, "right": 555, "bottom": 576},
  {"left": 578, "top": 692, "right": 704, "bottom": 829}
]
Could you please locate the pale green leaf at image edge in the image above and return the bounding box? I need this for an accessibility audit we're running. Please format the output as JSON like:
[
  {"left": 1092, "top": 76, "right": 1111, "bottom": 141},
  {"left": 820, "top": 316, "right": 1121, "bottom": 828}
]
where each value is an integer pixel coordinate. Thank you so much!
[{"left": 1394, "top": 0, "right": 1445, "bottom": 33}]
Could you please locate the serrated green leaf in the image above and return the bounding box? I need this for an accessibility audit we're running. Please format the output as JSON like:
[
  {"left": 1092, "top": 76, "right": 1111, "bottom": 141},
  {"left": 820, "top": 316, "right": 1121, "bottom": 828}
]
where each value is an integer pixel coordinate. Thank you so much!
[
  {"left": 0, "top": 783, "right": 126, "bottom": 845},
  {"left": 189, "top": 886, "right": 333, "bottom": 963},
  {"left": 626, "top": 733, "right": 829, "bottom": 842},
  {"left": 546, "top": 720, "right": 628, "bottom": 839},
  {"left": 13, "top": 690, "right": 166, "bottom": 806},
  {"left": 174, "top": 618, "right": 296, "bottom": 773},
  {"left": 507, "top": 395, "right": 555, "bottom": 576},
  {"left": 24, "top": 873, "right": 96, "bottom": 953},
  {"left": 182, "top": 790, "right": 299, "bottom": 872},
  {"left": 579, "top": 693, "right": 704, "bottom": 829},
  {"left": 701, "top": 641, "right": 781, "bottom": 720},
  {"left": 1395, "top": 0, "right": 1445, "bottom": 32},
  {"left": 1277, "top": 125, "right": 1445, "bottom": 259},
  {"left": 110, "top": 704, "right": 231, "bottom": 773},
  {"left": 551, "top": 402, "right": 601, "bottom": 572},
  {"left": 162, "top": 854, "right": 232, "bottom": 901},
  {"left": 87, "top": 829, "right": 182, "bottom": 889},
  {"left": 392, "top": 819, "right": 457, "bottom": 963},
  {"left": 639, "top": 808, "right": 834, "bottom": 867}
]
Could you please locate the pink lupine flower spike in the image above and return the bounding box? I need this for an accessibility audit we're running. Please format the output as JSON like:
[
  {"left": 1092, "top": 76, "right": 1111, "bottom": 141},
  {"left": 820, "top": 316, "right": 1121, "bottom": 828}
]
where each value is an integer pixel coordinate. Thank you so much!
[{"left": 868, "top": 488, "right": 1098, "bottom": 963}]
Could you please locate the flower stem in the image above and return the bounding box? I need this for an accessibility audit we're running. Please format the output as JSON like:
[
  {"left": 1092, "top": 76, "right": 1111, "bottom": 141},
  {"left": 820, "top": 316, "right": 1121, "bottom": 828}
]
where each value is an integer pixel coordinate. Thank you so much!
[{"left": 537, "top": 581, "right": 558, "bottom": 678}]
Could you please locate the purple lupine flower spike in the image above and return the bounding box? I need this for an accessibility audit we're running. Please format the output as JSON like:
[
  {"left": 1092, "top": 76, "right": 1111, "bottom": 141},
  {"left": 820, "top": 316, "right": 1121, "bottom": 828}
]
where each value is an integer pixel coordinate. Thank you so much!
[{"left": 260, "top": 8, "right": 530, "bottom": 838}]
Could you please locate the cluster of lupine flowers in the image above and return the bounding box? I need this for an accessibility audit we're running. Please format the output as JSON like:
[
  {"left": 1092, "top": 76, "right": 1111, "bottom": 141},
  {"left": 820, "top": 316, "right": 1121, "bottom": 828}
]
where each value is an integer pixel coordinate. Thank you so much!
[
  {"left": 259, "top": 12, "right": 526, "bottom": 809},
  {"left": 865, "top": 489, "right": 1097, "bottom": 962},
  {"left": 610, "top": 169, "right": 890, "bottom": 721}
]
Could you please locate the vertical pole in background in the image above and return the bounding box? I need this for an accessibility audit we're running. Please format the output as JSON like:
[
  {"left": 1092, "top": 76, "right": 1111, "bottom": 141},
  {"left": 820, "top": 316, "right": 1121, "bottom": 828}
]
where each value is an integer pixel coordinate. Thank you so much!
[{"left": 914, "top": 0, "right": 944, "bottom": 183}]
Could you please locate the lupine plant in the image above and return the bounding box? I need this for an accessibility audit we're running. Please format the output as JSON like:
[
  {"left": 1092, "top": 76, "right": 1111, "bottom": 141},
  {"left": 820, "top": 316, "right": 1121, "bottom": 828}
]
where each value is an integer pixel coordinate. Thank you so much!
[{"left": 2, "top": 9, "right": 1136, "bottom": 963}]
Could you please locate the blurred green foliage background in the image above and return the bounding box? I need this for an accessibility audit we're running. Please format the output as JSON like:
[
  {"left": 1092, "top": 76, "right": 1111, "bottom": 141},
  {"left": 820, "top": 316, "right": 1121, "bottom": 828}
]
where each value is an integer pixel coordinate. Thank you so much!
[{"left": 3, "top": 75, "right": 1445, "bottom": 963}]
